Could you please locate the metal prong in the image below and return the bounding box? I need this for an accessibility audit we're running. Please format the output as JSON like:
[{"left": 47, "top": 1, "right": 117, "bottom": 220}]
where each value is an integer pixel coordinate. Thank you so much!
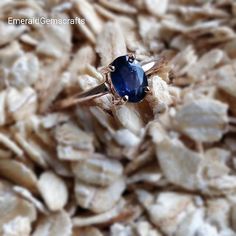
[
  {"left": 112, "top": 95, "right": 129, "bottom": 105},
  {"left": 100, "top": 65, "right": 115, "bottom": 74},
  {"left": 145, "top": 86, "right": 151, "bottom": 94},
  {"left": 108, "top": 65, "right": 115, "bottom": 72},
  {"left": 122, "top": 95, "right": 129, "bottom": 103},
  {"left": 128, "top": 53, "right": 136, "bottom": 63}
]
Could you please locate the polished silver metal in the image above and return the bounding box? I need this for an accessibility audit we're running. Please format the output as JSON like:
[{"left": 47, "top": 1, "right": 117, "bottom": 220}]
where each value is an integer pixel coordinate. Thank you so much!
[
  {"left": 122, "top": 95, "right": 129, "bottom": 102},
  {"left": 53, "top": 56, "right": 164, "bottom": 110},
  {"left": 145, "top": 86, "right": 151, "bottom": 94},
  {"left": 127, "top": 53, "right": 136, "bottom": 63},
  {"left": 108, "top": 65, "right": 115, "bottom": 72}
]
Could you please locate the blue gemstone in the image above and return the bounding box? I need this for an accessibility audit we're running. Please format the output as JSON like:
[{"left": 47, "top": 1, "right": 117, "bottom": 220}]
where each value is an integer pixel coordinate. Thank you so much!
[{"left": 110, "top": 55, "right": 148, "bottom": 103}]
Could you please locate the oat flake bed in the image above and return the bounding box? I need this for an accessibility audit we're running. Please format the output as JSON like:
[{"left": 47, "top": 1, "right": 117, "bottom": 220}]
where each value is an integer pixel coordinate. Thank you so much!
[{"left": 0, "top": 0, "right": 236, "bottom": 236}]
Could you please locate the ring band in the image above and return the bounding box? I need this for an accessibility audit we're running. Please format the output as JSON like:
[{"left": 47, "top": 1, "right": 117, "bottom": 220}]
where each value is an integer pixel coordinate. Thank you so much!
[
  {"left": 54, "top": 83, "right": 109, "bottom": 110},
  {"left": 53, "top": 55, "right": 161, "bottom": 110}
]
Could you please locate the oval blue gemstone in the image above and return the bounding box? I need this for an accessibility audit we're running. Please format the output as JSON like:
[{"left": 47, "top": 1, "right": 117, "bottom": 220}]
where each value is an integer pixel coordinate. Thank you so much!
[{"left": 110, "top": 55, "right": 148, "bottom": 103}]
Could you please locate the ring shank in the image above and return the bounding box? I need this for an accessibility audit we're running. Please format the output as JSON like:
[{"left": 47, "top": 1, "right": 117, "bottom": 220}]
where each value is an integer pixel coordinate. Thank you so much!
[{"left": 54, "top": 83, "right": 108, "bottom": 110}]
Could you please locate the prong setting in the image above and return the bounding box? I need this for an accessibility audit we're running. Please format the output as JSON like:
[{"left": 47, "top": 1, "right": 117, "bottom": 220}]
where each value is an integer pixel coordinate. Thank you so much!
[
  {"left": 110, "top": 55, "right": 148, "bottom": 102},
  {"left": 145, "top": 86, "right": 151, "bottom": 94},
  {"left": 100, "top": 55, "right": 149, "bottom": 105},
  {"left": 112, "top": 95, "right": 129, "bottom": 105},
  {"left": 128, "top": 53, "right": 136, "bottom": 63},
  {"left": 122, "top": 95, "right": 129, "bottom": 103},
  {"left": 108, "top": 65, "right": 115, "bottom": 72},
  {"left": 99, "top": 65, "right": 115, "bottom": 74}
]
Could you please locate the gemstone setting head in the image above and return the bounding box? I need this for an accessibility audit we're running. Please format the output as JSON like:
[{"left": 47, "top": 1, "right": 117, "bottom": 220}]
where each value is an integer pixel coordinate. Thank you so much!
[{"left": 110, "top": 55, "right": 148, "bottom": 103}]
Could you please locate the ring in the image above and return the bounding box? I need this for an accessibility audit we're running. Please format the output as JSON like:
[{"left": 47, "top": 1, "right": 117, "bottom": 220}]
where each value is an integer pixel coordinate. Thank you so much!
[{"left": 54, "top": 54, "right": 161, "bottom": 110}]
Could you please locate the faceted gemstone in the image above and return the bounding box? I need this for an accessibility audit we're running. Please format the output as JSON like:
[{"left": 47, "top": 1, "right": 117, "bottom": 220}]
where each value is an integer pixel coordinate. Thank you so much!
[{"left": 110, "top": 55, "right": 148, "bottom": 103}]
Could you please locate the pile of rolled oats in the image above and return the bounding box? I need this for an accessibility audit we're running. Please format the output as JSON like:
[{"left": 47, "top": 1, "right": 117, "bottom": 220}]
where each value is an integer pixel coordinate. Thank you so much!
[{"left": 0, "top": 0, "right": 236, "bottom": 235}]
